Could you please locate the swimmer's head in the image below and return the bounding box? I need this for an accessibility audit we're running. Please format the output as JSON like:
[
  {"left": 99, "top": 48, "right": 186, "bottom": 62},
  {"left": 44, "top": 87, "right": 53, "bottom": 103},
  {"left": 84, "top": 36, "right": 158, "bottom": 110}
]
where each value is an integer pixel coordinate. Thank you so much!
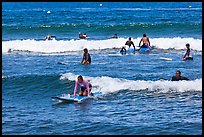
[{"left": 186, "top": 43, "right": 190, "bottom": 48}]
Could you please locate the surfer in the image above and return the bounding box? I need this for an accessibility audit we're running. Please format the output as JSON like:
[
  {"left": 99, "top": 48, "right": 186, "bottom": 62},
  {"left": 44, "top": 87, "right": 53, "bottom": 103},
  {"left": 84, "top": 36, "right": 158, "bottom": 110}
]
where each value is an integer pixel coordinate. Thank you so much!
[
  {"left": 171, "top": 70, "right": 189, "bottom": 81},
  {"left": 81, "top": 48, "right": 91, "bottom": 64},
  {"left": 74, "top": 75, "right": 92, "bottom": 96},
  {"left": 111, "top": 34, "right": 118, "bottom": 39},
  {"left": 120, "top": 37, "right": 135, "bottom": 54},
  {"left": 139, "top": 34, "right": 151, "bottom": 49},
  {"left": 182, "top": 43, "right": 192, "bottom": 60},
  {"left": 79, "top": 32, "right": 88, "bottom": 39},
  {"left": 44, "top": 34, "right": 56, "bottom": 40}
]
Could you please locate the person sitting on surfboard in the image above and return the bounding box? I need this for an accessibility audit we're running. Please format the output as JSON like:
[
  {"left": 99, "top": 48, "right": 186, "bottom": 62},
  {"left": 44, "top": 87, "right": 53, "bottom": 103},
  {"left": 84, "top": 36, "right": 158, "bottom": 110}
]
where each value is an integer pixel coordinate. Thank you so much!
[
  {"left": 139, "top": 34, "right": 151, "bottom": 49},
  {"left": 81, "top": 48, "right": 91, "bottom": 64},
  {"left": 74, "top": 75, "right": 92, "bottom": 96},
  {"left": 171, "top": 70, "right": 189, "bottom": 81},
  {"left": 120, "top": 37, "right": 135, "bottom": 54},
  {"left": 79, "top": 32, "right": 88, "bottom": 39},
  {"left": 182, "top": 43, "right": 193, "bottom": 60}
]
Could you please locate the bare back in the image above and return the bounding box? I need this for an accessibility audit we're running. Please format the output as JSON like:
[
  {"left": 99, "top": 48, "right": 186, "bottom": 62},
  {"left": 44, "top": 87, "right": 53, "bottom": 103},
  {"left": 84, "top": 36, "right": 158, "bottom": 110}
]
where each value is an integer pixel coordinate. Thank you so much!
[
  {"left": 139, "top": 36, "right": 150, "bottom": 47},
  {"left": 142, "top": 37, "right": 149, "bottom": 44}
]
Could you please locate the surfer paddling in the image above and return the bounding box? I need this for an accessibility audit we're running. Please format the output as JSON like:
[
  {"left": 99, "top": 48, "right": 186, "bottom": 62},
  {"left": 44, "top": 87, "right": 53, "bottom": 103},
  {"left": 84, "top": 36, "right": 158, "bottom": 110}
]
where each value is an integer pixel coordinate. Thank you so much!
[{"left": 171, "top": 70, "right": 189, "bottom": 81}]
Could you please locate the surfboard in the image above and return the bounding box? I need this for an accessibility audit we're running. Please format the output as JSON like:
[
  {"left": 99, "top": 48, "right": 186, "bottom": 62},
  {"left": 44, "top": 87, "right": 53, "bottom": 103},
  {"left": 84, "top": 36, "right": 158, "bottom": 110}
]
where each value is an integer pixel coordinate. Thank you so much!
[
  {"left": 135, "top": 46, "right": 140, "bottom": 51},
  {"left": 139, "top": 47, "right": 150, "bottom": 53},
  {"left": 182, "top": 57, "right": 193, "bottom": 61},
  {"left": 120, "top": 47, "right": 138, "bottom": 55},
  {"left": 52, "top": 91, "right": 103, "bottom": 103},
  {"left": 57, "top": 62, "right": 67, "bottom": 65},
  {"left": 126, "top": 47, "right": 135, "bottom": 53},
  {"left": 160, "top": 57, "right": 173, "bottom": 61}
]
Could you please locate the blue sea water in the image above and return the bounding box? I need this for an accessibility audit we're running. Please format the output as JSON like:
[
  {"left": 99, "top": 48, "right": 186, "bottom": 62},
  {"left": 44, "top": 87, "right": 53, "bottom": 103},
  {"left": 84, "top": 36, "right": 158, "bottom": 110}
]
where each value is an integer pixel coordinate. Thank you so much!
[{"left": 2, "top": 2, "right": 202, "bottom": 135}]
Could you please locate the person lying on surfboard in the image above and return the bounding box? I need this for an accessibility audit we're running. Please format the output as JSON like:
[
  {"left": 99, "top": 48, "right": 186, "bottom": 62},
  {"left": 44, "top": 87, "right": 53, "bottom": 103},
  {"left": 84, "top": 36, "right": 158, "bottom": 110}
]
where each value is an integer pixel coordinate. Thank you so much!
[
  {"left": 139, "top": 34, "right": 151, "bottom": 49},
  {"left": 120, "top": 37, "right": 135, "bottom": 54},
  {"left": 81, "top": 48, "right": 91, "bottom": 64},
  {"left": 171, "top": 70, "right": 189, "bottom": 81},
  {"left": 182, "top": 43, "right": 192, "bottom": 60},
  {"left": 74, "top": 75, "right": 93, "bottom": 96}
]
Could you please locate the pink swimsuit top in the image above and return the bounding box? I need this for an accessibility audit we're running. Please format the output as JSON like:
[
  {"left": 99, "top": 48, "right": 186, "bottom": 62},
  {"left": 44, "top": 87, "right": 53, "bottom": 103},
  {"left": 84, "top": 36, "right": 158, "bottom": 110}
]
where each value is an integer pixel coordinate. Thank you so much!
[{"left": 74, "top": 80, "right": 90, "bottom": 96}]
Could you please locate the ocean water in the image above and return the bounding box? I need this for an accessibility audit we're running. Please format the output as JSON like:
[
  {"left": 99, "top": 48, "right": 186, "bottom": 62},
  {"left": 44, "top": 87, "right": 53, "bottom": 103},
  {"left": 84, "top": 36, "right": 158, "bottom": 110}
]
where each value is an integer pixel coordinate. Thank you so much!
[{"left": 2, "top": 2, "right": 202, "bottom": 135}]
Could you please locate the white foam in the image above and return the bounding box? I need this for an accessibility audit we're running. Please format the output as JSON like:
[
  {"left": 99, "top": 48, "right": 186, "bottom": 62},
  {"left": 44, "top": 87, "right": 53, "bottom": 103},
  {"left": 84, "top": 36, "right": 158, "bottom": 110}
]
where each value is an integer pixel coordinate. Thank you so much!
[
  {"left": 2, "top": 37, "right": 202, "bottom": 54},
  {"left": 60, "top": 72, "right": 202, "bottom": 93}
]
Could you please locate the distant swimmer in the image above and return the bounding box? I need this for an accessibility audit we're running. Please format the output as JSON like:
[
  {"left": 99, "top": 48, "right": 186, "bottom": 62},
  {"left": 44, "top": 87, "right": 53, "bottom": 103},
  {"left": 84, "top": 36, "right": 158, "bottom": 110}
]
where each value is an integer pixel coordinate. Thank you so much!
[
  {"left": 81, "top": 48, "right": 91, "bottom": 65},
  {"left": 120, "top": 37, "right": 135, "bottom": 54},
  {"left": 182, "top": 43, "right": 193, "bottom": 61},
  {"left": 44, "top": 34, "right": 56, "bottom": 40},
  {"left": 171, "top": 70, "right": 189, "bottom": 81},
  {"left": 139, "top": 34, "right": 151, "bottom": 49},
  {"left": 74, "top": 75, "right": 93, "bottom": 96},
  {"left": 79, "top": 32, "right": 88, "bottom": 39},
  {"left": 111, "top": 34, "right": 118, "bottom": 39}
]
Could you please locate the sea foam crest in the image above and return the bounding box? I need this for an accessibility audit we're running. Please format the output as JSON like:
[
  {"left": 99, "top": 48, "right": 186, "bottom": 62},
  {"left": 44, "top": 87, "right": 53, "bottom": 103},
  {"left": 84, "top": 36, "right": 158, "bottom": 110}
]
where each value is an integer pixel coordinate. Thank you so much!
[
  {"left": 60, "top": 72, "right": 202, "bottom": 93},
  {"left": 2, "top": 37, "right": 202, "bottom": 53}
]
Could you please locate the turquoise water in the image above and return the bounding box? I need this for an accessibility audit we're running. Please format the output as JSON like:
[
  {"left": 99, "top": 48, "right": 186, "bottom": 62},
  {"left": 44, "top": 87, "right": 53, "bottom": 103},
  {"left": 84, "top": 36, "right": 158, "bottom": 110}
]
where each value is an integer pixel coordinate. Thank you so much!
[{"left": 2, "top": 2, "right": 202, "bottom": 135}]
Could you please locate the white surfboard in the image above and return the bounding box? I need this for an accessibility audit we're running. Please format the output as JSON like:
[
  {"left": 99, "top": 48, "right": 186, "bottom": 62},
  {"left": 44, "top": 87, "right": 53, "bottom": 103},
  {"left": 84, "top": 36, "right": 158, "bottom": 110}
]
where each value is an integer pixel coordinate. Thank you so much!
[
  {"left": 160, "top": 57, "right": 173, "bottom": 61},
  {"left": 52, "top": 91, "right": 103, "bottom": 103}
]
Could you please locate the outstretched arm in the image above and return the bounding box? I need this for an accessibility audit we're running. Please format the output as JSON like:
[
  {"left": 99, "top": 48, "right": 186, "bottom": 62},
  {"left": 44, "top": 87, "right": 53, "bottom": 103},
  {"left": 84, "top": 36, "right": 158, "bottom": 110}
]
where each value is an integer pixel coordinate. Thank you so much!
[
  {"left": 139, "top": 39, "right": 142, "bottom": 47},
  {"left": 132, "top": 42, "right": 136, "bottom": 51},
  {"left": 183, "top": 52, "right": 187, "bottom": 58},
  {"left": 183, "top": 49, "right": 190, "bottom": 58},
  {"left": 81, "top": 54, "right": 85, "bottom": 64},
  {"left": 74, "top": 81, "right": 78, "bottom": 96},
  {"left": 147, "top": 38, "right": 151, "bottom": 48}
]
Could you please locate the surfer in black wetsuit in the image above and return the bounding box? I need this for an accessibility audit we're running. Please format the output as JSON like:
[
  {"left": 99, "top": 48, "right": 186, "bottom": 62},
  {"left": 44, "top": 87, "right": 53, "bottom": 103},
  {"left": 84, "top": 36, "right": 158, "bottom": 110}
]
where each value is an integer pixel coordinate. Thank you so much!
[
  {"left": 171, "top": 70, "right": 189, "bottom": 81},
  {"left": 81, "top": 48, "right": 91, "bottom": 64},
  {"left": 182, "top": 43, "right": 193, "bottom": 60},
  {"left": 120, "top": 37, "right": 135, "bottom": 54}
]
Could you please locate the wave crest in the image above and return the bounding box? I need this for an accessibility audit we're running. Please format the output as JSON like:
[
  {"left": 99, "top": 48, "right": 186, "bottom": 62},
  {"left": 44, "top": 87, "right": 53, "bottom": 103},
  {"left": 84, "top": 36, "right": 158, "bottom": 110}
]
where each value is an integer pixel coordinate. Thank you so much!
[
  {"left": 60, "top": 72, "right": 202, "bottom": 93},
  {"left": 2, "top": 37, "right": 202, "bottom": 54}
]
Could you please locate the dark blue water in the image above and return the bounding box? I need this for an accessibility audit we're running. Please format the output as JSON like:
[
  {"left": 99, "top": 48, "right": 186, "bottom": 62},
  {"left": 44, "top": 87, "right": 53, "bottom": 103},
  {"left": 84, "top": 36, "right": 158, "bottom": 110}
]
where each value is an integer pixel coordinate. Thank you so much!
[
  {"left": 2, "top": 2, "right": 202, "bottom": 40},
  {"left": 2, "top": 2, "right": 202, "bottom": 135}
]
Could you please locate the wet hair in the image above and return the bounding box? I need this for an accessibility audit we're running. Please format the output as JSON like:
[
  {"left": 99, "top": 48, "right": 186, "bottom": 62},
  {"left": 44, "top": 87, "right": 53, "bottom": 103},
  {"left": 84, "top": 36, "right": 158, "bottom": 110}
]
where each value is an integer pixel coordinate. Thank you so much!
[
  {"left": 143, "top": 34, "right": 146, "bottom": 37},
  {"left": 84, "top": 48, "right": 88, "bottom": 52},
  {"left": 186, "top": 43, "right": 190, "bottom": 47},
  {"left": 78, "top": 75, "right": 83, "bottom": 80},
  {"left": 176, "top": 70, "right": 181, "bottom": 75},
  {"left": 129, "top": 37, "right": 131, "bottom": 40}
]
